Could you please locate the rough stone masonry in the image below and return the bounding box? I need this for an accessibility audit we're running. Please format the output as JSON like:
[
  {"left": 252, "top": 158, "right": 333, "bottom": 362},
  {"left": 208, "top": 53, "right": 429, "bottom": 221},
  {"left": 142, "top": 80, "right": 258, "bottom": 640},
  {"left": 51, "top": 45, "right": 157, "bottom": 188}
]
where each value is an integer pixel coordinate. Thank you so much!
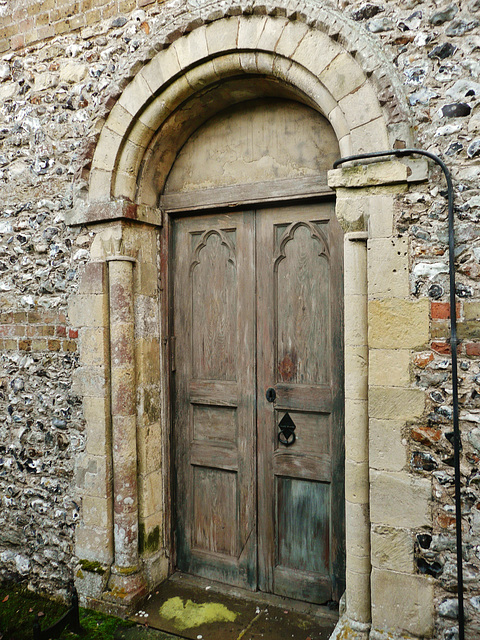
[{"left": 2, "top": 0, "right": 480, "bottom": 638}]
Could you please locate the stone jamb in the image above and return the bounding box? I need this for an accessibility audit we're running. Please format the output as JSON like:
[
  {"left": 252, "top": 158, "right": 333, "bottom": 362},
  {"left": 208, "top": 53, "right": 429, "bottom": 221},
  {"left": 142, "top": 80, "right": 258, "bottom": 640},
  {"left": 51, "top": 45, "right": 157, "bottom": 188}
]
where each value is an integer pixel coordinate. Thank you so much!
[{"left": 328, "top": 160, "right": 434, "bottom": 640}]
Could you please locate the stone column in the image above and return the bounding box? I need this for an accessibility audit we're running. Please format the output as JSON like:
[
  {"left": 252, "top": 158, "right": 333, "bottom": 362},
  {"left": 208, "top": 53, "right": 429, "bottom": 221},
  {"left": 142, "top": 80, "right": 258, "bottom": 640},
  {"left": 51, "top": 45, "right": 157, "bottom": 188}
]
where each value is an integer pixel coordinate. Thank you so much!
[
  {"left": 344, "top": 231, "right": 371, "bottom": 633},
  {"left": 106, "top": 253, "right": 147, "bottom": 607}
]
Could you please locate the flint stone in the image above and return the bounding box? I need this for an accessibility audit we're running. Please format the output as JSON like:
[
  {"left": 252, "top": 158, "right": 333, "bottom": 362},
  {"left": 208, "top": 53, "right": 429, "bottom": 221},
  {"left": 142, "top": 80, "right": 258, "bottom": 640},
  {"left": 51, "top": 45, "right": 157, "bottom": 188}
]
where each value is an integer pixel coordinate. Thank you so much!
[
  {"left": 440, "top": 103, "right": 471, "bottom": 118},
  {"left": 468, "top": 427, "right": 480, "bottom": 452},
  {"left": 430, "top": 5, "right": 458, "bottom": 25},
  {"left": 429, "top": 42, "right": 457, "bottom": 59},
  {"left": 447, "top": 79, "right": 480, "bottom": 101},
  {"left": 351, "top": 3, "right": 384, "bottom": 20},
  {"left": 439, "top": 598, "right": 458, "bottom": 619},
  {"left": 467, "top": 140, "right": 480, "bottom": 158},
  {"left": 409, "top": 88, "right": 437, "bottom": 105},
  {"left": 445, "top": 142, "right": 463, "bottom": 155},
  {"left": 446, "top": 19, "right": 480, "bottom": 36},
  {"left": 112, "top": 17, "right": 128, "bottom": 27},
  {"left": 367, "top": 17, "right": 394, "bottom": 31}
]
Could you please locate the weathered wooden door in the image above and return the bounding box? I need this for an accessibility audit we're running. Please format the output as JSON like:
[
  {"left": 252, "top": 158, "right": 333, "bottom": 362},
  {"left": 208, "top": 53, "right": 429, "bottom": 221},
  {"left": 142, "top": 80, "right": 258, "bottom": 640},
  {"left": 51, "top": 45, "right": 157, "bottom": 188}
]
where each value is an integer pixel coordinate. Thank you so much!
[{"left": 172, "top": 201, "right": 344, "bottom": 604}]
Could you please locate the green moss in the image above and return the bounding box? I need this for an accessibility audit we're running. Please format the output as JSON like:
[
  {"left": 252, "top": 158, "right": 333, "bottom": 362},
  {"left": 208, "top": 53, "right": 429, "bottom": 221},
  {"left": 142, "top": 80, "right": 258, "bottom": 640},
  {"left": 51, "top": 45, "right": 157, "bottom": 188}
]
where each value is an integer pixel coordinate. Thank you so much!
[
  {"left": 0, "top": 582, "right": 134, "bottom": 640},
  {"left": 79, "top": 559, "right": 107, "bottom": 575},
  {"left": 138, "top": 524, "right": 160, "bottom": 553},
  {"left": 158, "top": 596, "right": 238, "bottom": 631}
]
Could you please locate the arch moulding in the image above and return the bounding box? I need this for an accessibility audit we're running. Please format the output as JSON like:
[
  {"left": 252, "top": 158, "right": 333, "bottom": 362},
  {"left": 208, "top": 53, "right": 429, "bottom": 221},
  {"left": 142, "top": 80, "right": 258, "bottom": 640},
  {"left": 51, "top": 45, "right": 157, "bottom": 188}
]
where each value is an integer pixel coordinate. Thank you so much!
[{"left": 69, "top": 7, "right": 433, "bottom": 640}]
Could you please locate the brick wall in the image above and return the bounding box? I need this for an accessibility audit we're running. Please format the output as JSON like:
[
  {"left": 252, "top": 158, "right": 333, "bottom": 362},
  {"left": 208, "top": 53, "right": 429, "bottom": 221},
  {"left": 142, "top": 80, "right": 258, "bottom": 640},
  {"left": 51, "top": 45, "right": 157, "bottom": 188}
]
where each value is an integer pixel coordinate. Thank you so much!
[{"left": 0, "top": 0, "right": 158, "bottom": 52}]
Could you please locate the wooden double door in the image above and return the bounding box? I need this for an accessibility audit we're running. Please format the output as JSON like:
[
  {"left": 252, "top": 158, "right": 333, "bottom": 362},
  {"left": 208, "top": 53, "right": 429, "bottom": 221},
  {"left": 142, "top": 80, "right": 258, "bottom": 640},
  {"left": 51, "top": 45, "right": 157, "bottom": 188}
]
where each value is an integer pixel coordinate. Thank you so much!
[{"left": 172, "top": 201, "right": 345, "bottom": 604}]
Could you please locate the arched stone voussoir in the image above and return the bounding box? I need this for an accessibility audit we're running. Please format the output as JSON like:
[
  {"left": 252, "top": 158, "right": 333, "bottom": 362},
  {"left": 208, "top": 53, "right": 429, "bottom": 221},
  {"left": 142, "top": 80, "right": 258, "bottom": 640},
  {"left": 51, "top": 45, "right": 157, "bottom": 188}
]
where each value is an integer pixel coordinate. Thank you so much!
[{"left": 87, "top": 10, "right": 412, "bottom": 210}]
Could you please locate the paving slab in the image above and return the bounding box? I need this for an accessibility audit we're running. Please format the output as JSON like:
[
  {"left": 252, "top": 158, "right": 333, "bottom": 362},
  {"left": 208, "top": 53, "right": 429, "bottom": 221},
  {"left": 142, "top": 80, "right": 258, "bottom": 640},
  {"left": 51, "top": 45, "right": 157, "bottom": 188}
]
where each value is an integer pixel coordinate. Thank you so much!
[{"left": 130, "top": 577, "right": 336, "bottom": 640}]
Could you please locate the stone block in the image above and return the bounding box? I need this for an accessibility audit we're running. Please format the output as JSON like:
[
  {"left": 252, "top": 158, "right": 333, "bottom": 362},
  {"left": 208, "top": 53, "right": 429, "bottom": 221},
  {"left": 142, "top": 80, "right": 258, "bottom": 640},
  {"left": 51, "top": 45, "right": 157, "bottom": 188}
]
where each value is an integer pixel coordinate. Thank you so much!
[
  {"left": 106, "top": 103, "right": 139, "bottom": 139},
  {"left": 369, "top": 387, "right": 424, "bottom": 420},
  {"left": 137, "top": 422, "right": 162, "bottom": 476},
  {"left": 59, "top": 62, "right": 88, "bottom": 83},
  {"left": 172, "top": 25, "right": 209, "bottom": 69},
  {"left": 369, "top": 349, "right": 410, "bottom": 387},
  {"left": 82, "top": 495, "right": 112, "bottom": 529},
  {"left": 371, "top": 526, "right": 414, "bottom": 573},
  {"left": 75, "top": 523, "right": 113, "bottom": 564},
  {"left": 78, "top": 262, "right": 106, "bottom": 295},
  {"left": 87, "top": 169, "right": 112, "bottom": 203},
  {"left": 339, "top": 83, "right": 383, "bottom": 130},
  {"left": 291, "top": 30, "right": 341, "bottom": 80},
  {"left": 113, "top": 170, "right": 139, "bottom": 202},
  {"left": 367, "top": 237, "right": 409, "bottom": 298},
  {"left": 368, "top": 298, "right": 430, "bottom": 349},
  {"left": 135, "top": 262, "right": 158, "bottom": 297},
  {"left": 237, "top": 15, "right": 268, "bottom": 50},
  {"left": 367, "top": 195, "right": 395, "bottom": 238},
  {"left": 91, "top": 126, "right": 122, "bottom": 173},
  {"left": 118, "top": 72, "right": 154, "bottom": 118},
  {"left": 371, "top": 568, "right": 434, "bottom": 638},
  {"left": 320, "top": 52, "right": 366, "bottom": 102},
  {"left": 138, "top": 470, "right": 163, "bottom": 518},
  {"left": 344, "top": 236, "right": 367, "bottom": 296},
  {"left": 350, "top": 117, "right": 390, "bottom": 155},
  {"left": 345, "top": 346, "right": 368, "bottom": 401},
  {"left": 79, "top": 328, "right": 108, "bottom": 366},
  {"left": 346, "top": 568, "right": 371, "bottom": 623},
  {"left": 370, "top": 471, "right": 431, "bottom": 528},
  {"left": 345, "top": 460, "right": 369, "bottom": 504},
  {"left": 345, "top": 295, "right": 368, "bottom": 347},
  {"left": 136, "top": 338, "right": 161, "bottom": 386},
  {"left": 68, "top": 294, "right": 107, "bottom": 327},
  {"left": 72, "top": 366, "right": 108, "bottom": 398},
  {"left": 464, "top": 301, "right": 480, "bottom": 320},
  {"left": 369, "top": 419, "right": 406, "bottom": 472},
  {"left": 274, "top": 19, "right": 310, "bottom": 58},
  {"left": 329, "top": 161, "right": 407, "bottom": 189},
  {"left": 205, "top": 16, "right": 239, "bottom": 55},
  {"left": 328, "top": 105, "right": 350, "bottom": 141},
  {"left": 346, "top": 501, "right": 370, "bottom": 559},
  {"left": 345, "top": 399, "right": 368, "bottom": 464},
  {"left": 257, "top": 16, "right": 288, "bottom": 51},
  {"left": 84, "top": 396, "right": 110, "bottom": 455},
  {"left": 116, "top": 139, "right": 144, "bottom": 180}
]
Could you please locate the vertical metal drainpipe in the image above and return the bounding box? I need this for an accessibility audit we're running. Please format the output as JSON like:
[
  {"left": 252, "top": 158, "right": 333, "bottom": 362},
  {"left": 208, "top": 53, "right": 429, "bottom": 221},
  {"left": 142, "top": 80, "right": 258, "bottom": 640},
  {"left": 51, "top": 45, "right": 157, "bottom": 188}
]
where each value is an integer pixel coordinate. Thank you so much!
[{"left": 333, "top": 149, "right": 464, "bottom": 640}]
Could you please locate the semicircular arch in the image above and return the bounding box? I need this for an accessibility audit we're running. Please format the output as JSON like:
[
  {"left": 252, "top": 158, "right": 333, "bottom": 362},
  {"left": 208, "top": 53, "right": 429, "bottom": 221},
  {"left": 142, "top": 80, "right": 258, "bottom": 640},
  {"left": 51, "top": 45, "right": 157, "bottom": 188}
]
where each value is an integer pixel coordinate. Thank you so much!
[{"left": 87, "top": 13, "right": 412, "bottom": 208}]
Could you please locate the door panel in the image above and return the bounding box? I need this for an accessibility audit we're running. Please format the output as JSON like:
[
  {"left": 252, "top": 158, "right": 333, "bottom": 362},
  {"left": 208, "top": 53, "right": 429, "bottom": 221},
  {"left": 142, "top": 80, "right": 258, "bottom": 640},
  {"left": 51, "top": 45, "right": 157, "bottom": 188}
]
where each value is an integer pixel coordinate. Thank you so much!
[
  {"left": 173, "top": 203, "right": 344, "bottom": 602},
  {"left": 173, "top": 212, "right": 256, "bottom": 589},
  {"left": 257, "top": 204, "right": 344, "bottom": 603}
]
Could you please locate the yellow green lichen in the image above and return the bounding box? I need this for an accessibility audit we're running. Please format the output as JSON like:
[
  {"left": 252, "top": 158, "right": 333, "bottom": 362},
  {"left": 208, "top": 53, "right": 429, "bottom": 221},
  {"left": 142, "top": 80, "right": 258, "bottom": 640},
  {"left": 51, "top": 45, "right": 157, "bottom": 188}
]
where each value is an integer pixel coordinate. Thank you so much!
[{"left": 159, "top": 596, "right": 238, "bottom": 630}]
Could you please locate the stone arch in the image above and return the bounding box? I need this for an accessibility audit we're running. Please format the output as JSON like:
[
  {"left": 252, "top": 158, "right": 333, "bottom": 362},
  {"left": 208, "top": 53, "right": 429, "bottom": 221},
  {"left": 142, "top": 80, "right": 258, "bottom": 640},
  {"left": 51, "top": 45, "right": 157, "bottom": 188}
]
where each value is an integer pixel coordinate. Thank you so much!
[{"left": 82, "top": 11, "right": 412, "bottom": 211}]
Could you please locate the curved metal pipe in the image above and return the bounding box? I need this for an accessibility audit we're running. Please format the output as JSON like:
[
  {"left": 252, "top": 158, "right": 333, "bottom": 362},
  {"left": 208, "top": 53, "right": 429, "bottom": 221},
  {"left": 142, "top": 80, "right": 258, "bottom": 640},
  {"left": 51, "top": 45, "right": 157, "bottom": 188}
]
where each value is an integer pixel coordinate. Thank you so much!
[{"left": 333, "top": 149, "right": 464, "bottom": 640}]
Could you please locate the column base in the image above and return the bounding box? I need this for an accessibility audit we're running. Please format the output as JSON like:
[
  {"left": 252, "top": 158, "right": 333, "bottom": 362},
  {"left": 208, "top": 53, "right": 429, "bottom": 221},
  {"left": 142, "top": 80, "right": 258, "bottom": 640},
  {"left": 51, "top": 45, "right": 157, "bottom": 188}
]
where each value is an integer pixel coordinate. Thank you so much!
[
  {"left": 330, "top": 614, "right": 371, "bottom": 640},
  {"left": 102, "top": 566, "right": 148, "bottom": 616}
]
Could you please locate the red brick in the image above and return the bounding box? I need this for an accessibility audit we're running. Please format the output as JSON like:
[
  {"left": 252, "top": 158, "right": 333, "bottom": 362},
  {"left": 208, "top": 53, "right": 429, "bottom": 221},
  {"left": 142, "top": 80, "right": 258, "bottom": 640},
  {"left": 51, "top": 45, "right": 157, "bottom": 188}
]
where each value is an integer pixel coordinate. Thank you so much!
[
  {"left": 69, "top": 328, "right": 79, "bottom": 339},
  {"left": 466, "top": 343, "right": 480, "bottom": 357},
  {"left": 411, "top": 426, "right": 442, "bottom": 446},
  {"left": 413, "top": 352, "right": 434, "bottom": 368},
  {"left": 56, "top": 325, "right": 67, "bottom": 338},
  {"left": 431, "top": 341, "right": 455, "bottom": 355},
  {"left": 437, "top": 513, "right": 456, "bottom": 530},
  {"left": 431, "top": 301, "right": 461, "bottom": 320}
]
